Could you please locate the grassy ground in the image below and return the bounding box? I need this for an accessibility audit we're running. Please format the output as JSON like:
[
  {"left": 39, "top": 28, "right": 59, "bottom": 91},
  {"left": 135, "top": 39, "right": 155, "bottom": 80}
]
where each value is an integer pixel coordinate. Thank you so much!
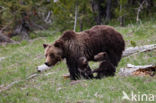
[{"left": 0, "top": 21, "right": 156, "bottom": 103}]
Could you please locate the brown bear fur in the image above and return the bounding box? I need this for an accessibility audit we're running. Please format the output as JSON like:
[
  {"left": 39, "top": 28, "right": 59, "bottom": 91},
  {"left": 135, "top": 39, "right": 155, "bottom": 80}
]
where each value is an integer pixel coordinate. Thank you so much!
[
  {"left": 93, "top": 52, "right": 116, "bottom": 79},
  {"left": 94, "top": 52, "right": 109, "bottom": 61},
  {"left": 78, "top": 57, "right": 93, "bottom": 79},
  {"left": 43, "top": 25, "right": 125, "bottom": 80}
]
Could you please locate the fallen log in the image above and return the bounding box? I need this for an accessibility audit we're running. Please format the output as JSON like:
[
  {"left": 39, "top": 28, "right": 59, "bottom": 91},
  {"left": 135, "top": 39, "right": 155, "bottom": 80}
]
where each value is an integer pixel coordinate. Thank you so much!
[
  {"left": 122, "top": 44, "right": 156, "bottom": 57},
  {"left": 118, "top": 64, "right": 156, "bottom": 76},
  {"left": 0, "top": 57, "right": 6, "bottom": 61}
]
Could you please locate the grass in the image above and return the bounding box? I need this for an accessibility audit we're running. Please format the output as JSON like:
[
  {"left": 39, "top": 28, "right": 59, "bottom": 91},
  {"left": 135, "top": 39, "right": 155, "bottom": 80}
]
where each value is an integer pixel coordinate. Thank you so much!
[{"left": 0, "top": 21, "right": 156, "bottom": 103}]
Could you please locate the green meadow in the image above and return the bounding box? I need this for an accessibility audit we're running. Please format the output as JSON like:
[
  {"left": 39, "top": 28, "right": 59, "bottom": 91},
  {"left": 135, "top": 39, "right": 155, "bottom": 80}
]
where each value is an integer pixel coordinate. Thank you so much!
[{"left": 0, "top": 20, "right": 156, "bottom": 103}]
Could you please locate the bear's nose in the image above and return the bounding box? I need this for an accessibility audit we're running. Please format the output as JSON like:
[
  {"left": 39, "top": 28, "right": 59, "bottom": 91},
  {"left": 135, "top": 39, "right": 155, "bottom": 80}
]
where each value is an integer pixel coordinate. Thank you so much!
[{"left": 45, "top": 62, "right": 50, "bottom": 66}]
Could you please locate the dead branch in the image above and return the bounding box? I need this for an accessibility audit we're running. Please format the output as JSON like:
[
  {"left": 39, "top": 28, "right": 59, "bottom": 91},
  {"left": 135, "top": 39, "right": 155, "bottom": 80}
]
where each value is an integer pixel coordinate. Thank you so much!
[
  {"left": 136, "top": 0, "right": 146, "bottom": 22},
  {"left": 44, "top": 11, "right": 52, "bottom": 24},
  {"left": 0, "top": 6, "right": 6, "bottom": 13},
  {"left": 122, "top": 44, "right": 156, "bottom": 57},
  {"left": 0, "top": 73, "right": 38, "bottom": 93},
  {"left": 26, "top": 72, "right": 39, "bottom": 80},
  {"left": 30, "top": 21, "right": 45, "bottom": 30},
  {"left": 0, "top": 71, "right": 55, "bottom": 93},
  {"left": 0, "top": 80, "right": 22, "bottom": 93},
  {"left": 70, "top": 80, "right": 84, "bottom": 85},
  {"left": 118, "top": 64, "right": 156, "bottom": 76},
  {"left": 0, "top": 32, "right": 15, "bottom": 43},
  {"left": 0, "top": 22, "right": 13, "bottom": 33}
]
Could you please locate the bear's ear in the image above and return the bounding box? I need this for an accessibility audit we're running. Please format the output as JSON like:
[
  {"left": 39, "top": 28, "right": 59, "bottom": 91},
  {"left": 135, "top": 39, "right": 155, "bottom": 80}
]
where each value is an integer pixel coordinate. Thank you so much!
[
  {"left": 43, "top": 44, "right": 48, "bottom": 48},
  {"left": 54, "top": 40, "right": 63, "bottom": 48},
  {"left": 82, "top": 57, "right": 87, "bottom": 64}
]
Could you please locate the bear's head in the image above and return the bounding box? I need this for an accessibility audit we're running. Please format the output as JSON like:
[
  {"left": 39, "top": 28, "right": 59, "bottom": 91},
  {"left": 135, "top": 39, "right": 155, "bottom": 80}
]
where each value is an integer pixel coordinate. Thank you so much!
[
  {"left": 78, "top": 57, "right": 93, "bottom": 78},
  {"left": 94, "top": 52, "right": 108, "bottom": 61},
  {"left": 78, "top": 57, "right": 88, "bottom": 68},
  {"left": 78, "top": 57, "right": 89, "bottom": 74},
  {"left": 43, "top": 40, "right": 63, "bottom": 67},
  {"left": 43, "top": 30, "right": 76, "bottom": 66}
]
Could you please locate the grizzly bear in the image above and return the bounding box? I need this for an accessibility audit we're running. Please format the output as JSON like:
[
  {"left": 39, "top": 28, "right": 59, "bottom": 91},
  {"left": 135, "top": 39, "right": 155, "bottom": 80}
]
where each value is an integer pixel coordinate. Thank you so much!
[
  {"left": 78, "top": 57, "right": 93, "bottom": 79},
  {"left": 93, "top": 52, "right": 116, "bottom": 79},
  {"left": 43, "top": 25, "right": 125, "bottom": 80},
  {"left": 94, "top": 52, "right": 109, "bottom": 61}
]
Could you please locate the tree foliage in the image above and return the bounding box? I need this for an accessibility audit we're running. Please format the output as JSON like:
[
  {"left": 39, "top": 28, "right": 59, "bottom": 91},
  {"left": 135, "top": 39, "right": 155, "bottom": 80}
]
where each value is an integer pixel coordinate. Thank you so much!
[{"left": 0, "top": 0, "right": 156, "bottom": 39}]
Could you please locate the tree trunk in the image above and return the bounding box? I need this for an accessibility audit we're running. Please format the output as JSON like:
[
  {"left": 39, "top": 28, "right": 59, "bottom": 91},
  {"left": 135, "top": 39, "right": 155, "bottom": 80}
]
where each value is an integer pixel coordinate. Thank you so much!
[
  {"left": 119, "top": 4, "right": 124, "bottom": 26},
  {"left": 74, "top": 0, "right": 78, "bottom": 32},
  {"left": 136, "top": 0, "right": 145, "bottom": 23},
  {"left": 79, "top": 19, "right": 83, "bottom": 31},
  {"left": 14, "top": 22, "right": 29, "bottom": 40},
  {"left": 105, "top": 0, "right": 112, "bottom": 24},
  {"left": 91, "top": 0, "right": 101, "bottom": 25}
]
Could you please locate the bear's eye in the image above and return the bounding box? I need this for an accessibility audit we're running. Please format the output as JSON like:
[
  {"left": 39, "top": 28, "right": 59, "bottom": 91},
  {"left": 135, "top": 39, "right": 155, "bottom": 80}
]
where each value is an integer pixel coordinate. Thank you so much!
[
  {"left": 50, "top": 54, "right": 55, "bottom": 58},
  {"left": 45, "top": 54, "right": 47, "bottom": 57}
]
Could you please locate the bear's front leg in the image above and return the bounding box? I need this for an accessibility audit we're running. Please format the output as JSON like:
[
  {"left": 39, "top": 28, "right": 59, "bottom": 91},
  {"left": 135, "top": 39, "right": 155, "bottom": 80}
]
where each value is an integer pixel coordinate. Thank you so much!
[{"left": 66, "top": 58, "right": 81, "bottom": 80}]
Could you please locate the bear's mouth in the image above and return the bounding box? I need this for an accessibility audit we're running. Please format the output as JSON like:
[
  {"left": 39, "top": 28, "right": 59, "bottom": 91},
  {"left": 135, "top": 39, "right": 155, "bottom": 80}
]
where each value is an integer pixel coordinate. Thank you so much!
[{"left": 45, "top": 62, "right": 52, "bottom": 67}]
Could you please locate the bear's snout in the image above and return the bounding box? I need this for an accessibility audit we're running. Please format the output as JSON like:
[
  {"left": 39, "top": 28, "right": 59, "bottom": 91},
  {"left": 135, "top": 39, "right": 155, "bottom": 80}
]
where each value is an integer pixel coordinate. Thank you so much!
[{"left": 45, "top": 62, "right": 51, "bottom": 67}]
